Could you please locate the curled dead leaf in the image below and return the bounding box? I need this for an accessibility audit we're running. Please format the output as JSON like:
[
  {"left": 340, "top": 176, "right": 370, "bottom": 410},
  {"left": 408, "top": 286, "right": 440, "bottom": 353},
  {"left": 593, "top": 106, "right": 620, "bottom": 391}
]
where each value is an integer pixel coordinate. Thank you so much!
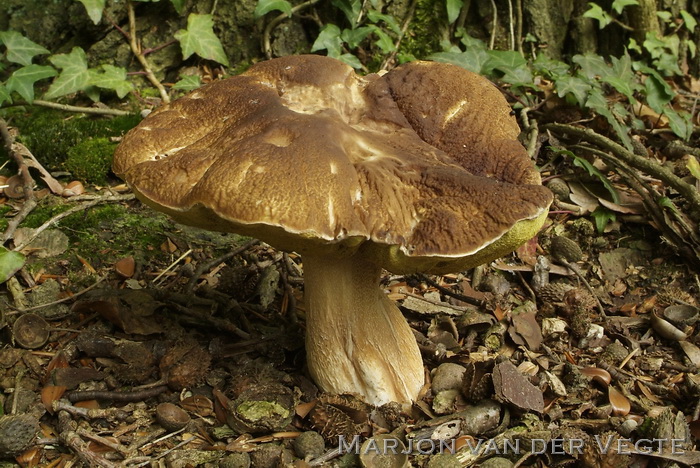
[
  {"left": 580, "top": 367, "right": 612, "bottom": 387},
  {"left": 608, "top": 386, "right": 631, "bottom": 416}
]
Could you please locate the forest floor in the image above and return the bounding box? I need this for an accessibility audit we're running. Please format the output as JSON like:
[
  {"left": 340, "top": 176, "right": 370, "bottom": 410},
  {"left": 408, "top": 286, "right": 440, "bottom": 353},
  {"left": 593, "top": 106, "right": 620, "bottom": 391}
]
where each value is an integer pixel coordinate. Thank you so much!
[{"left": 0, "top": 107, "right": 700, "bottom": 468}]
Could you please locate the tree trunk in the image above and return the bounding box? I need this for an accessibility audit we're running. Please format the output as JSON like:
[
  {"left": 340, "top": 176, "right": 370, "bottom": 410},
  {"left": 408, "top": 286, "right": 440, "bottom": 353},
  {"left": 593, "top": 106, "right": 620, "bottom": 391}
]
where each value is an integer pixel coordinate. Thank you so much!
[{"left": 627, "top": 0, "right": 661, "bottom": 43}]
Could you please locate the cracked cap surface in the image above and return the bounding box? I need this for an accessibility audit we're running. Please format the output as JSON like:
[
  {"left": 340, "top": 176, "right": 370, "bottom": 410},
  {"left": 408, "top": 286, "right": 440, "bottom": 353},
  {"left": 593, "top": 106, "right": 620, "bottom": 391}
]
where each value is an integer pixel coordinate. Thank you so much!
[{"left": 113, "top": 55, "right": 552, "bottom": 273}]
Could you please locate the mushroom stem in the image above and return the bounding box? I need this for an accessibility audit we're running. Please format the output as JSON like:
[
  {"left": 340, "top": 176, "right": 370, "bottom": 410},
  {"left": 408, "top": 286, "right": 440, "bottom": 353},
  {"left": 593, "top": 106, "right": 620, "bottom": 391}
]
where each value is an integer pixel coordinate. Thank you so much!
[{"left": 302, "top": 254, "right": 424, "bottom": 405}]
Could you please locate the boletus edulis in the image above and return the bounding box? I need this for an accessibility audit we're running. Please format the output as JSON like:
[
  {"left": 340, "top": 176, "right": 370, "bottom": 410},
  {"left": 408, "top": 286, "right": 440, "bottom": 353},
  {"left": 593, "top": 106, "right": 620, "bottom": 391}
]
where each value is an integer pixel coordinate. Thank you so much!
[{"left": 113, "top": 55, "right": 553, "bottom": 406}]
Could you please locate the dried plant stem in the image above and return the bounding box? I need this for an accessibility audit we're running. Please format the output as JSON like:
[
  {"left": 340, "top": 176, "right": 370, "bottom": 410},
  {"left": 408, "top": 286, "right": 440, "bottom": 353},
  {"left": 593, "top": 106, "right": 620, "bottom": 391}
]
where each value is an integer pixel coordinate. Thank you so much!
[
  {"left": 126, "top": 0, "right": 170, "bottom": 104},
  {"left": 488, "top": 0, "right": 498, "bottom": 49}
]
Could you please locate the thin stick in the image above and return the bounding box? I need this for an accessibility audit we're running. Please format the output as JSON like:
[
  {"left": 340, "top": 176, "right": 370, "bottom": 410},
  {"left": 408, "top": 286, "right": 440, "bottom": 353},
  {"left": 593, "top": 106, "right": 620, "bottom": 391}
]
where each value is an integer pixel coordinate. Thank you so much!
[
  {"left": 488, "top": 0, "right": 498, "bottom": 50},
  {"left": 127, "top": 0, "right": 170, "bottom": 104},
  {"left": 152, "top": 248, "right": 193, "bottom": 285},
  {"left": 10, "top": 276, "right": 107, "bottom": 314},
  {"left": 506, "top": 0, "right": 515, "bottom": 51},
  {"left": 12, "top": 194, "right": 136, "bottom": 251},
  {"left": 185, "top": 239, "right": 259, "bottom": 292},
  {"left": 1, "top": 100, "right": 131, "bottom": 116}
]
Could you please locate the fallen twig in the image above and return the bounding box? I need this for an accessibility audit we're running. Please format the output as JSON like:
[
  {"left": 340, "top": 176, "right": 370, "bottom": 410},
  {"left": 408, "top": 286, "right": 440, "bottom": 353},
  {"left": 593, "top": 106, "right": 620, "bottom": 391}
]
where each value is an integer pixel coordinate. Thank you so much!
[
  {"left": 12, "top": 193, "right": 136, "bottom": 251},
  {"left": 57, "top": 410, "right": 121, "bottom": 468},
  {"left": 2, "top": 99, "right": 131, "bottom": 116},
  {"left": 125, "top": 0, "right": 170, "bottom": 104}
]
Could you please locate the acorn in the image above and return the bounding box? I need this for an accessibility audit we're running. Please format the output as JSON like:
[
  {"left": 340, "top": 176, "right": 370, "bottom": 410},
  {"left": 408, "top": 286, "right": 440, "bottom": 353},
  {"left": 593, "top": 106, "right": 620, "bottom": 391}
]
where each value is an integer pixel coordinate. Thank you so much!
[
  {"left": 0, "top": 414, "right": 39, "bottom": 456},
  {"left": 550, "top": 236, "right": 583, "bottom": 263},
  {"left": 156, "top": 402, "right": 190, "bottom": 432}
]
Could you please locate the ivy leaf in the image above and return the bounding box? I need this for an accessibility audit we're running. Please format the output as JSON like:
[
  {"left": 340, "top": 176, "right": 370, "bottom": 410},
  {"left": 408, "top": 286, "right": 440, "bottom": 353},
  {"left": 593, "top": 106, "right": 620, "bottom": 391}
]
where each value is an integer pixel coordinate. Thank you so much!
[
  {"left": 573, "top": 53, "right": 612, "bottom": 79},
  {"left": 554, "top": 75, "right": 591, "bottom": 106},
  {"left": 88, "top": 64, "right": 133, "bottom": 98},
  {"left": 367, "top": 10, "right": 401, "bottom": 35},
  {"left": 484, "top": 50, "right": 527, "bottom": 75},
  {"left": 173, "top": 74, "right": 202, "bottom": 91},
  {"left": 665, "top": 108, "right": 692, "bottom": 140},
  {"left": 254, "top": 0, "right": 292, "bottom": 18},
  {"left": 341, "top": 26, "right": 373, "bottom": 49},
  {"left": 175, "top": 14, "right": 229, "bottom": 66},
  {"left": 75, "top": 0, "right": 106, "bottom": 24},
  {"left": 370, "top": 26, "right": 395, "bottom": 53},
  {"left": 311, "top": 24, "right": 343, "bottom": 57},
  {"left": 332, "top": 0, "right": 362, "bottom": 27},
  {"left": 0, "top": 31, "right": 50, "bottom": 66},
  {"left": 532, "top": 53, "right": 570, "bottom": 80},
  {"left": 0, "top": 84, "right": 11, "bottom": 107},
  {"left": 0, "top": 247, "right": 25, "bottom": 284},
  {"left": 6, "top": 64, "right": 57, "bottom": 102},
  {"left": 687, "top": 156, "right": 700, "bottom": 180},
  {"left": 446, "top": 0, "right": 463, "bottom": 24},
  {"left": 428, "top": 49, "right": 490, "bottom": 74},
  {"left": 169, "top": 0, "right": 186, "bottom": 14},
  {"left": 583, "top": 3, "right": 613, "bottom": 28},
  {"left": 611, "top": 0, "right": 639, "bottom": 15},
  {"left": 586, "top": 88, "right": 633, "bottom": 150},
  {"left": 680, "top": 10, "right": 697, "bottom": 32},
  {"left": 643, "top": 73, "right": 673, "bottom": 113},
  {"left": 338, "top": 53, "right": 363, "bottom": 69},
  {"left": 45, "top": 47, "right": 91, "bottom": 99},
  {"left": 591, "top": 207, "right": 616, "bottom": 233}
]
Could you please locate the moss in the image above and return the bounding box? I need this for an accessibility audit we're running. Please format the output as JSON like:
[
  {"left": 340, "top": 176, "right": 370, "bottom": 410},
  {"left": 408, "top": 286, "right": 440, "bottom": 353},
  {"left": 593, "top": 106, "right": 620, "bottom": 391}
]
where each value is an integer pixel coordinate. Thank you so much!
[
  {"left": 397, "top": 0, "right": 448, "bottom": 60},
  {"left": 0, "top": 108, "right": 140, "bottom": 172},
  {"left": 64, "top": 137, "right": 115, "bottom": 185}
]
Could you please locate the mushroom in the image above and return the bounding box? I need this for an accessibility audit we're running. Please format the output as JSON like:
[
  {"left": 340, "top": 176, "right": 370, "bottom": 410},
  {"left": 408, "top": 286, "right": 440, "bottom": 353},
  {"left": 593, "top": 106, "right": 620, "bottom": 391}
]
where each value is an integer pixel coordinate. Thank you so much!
[{"left": 113, "top": 55, "right": 552, "bottom": 405}]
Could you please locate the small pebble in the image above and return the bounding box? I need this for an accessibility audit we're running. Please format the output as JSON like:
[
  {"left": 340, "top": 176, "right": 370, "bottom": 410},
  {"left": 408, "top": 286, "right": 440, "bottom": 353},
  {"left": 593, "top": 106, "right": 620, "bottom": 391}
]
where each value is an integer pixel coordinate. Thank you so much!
[
  {"left": 431, "top": 363, "right": 466, "bottom": 393},
  {"left": 294, "top": 431, "right": 326, "bottom": 459}
]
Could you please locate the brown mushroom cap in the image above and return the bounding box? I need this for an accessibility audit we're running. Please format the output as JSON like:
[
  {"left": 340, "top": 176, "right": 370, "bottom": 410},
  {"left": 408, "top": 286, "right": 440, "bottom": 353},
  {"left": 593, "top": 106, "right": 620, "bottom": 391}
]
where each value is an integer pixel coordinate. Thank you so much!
[{"left": 113, "top": 55, "right": 552, "bottom": 273}]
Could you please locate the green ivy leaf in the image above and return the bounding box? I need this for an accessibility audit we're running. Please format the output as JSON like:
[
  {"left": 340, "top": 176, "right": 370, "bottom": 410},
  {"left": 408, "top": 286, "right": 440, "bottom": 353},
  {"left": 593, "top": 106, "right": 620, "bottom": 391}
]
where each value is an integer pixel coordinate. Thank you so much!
[
  {"left": 686, "top": 156, "right": 700, "bottom": 180},
  {"left": 0, "top": 247, "right": 25, "bottom": 283},
  {"left": 532, "top": 53, "right": 570, "bottom": 80},
  {"left": 446, "top": 0, "right": 463, "bottom": 24},
  {"left": 643, "top": 73, "right": 673, "bottom": 113},
  {"left": 332, "top": 0, "right": 362, "bottom": 27},
  {"left": 591, "top": 207, "right": 616, "bottom": 233},
  {"left": 680, "top": 10, "right": 697, "bottom": 32},
  {"left": 88, "top": 64, "right": 134, "bottom": 98},
  {"left": 428, "top": 49, "right": 490, "bottom": 74},
  {"left": 169, "top": 0, "right": 185, "bottom": 14},
  {"left": 586, "top": 88, "right": 633, "bottom": 150},
  {"left": 0, "top": 31, "right": 50, "bottom": 66},
  {"left": 174, "top": 14, "right": 229, "bottom": 66},
  {"left": 554, "top": 75, "right": 591, "bottom": 106},
  {"left": 254, "top": 0, "right": 292, "bottom": 18},
  {"left": 573, "top": 53, "right": 612, "bottom": 79},
  {"left": 338, "top": 53, "right": 363, "bottom": 69},
  {"left": 665, "top": 108, "right": 692, "bottom": 140},
  {"left": 611, "top": 0, "right": 638, "bottom": 15},
  {"left": 0, "top": 84, "right": 11, "bottom": 106},
  {"left": 45, "top": 47, "right": 90, "bottom": 99},
  {"left": 75, "top": 0, "right": 106, "bottom": 24},
  {"left": 484, "top": 50, "right": 527, "bottom": 75},
  {"left": 367, "top": 10, "right": 401, "bottom": 35},
  {"left": 173, "top": 74, "right": 202, "bottom": 91},
  {"left": 311, "top": 24, "right": 343, "bottom": 57},
  {"left": 6, "top": 64, "right": 57, "bottom": 102},
  {"left": 370, "top": 26, "right": 395, "bottom": 53},
  {"left": 582, "top": 3, "right": 613, "bottom": 28},
  {"left": 341, "top": 27, "right": 373, "bottom": 49}
]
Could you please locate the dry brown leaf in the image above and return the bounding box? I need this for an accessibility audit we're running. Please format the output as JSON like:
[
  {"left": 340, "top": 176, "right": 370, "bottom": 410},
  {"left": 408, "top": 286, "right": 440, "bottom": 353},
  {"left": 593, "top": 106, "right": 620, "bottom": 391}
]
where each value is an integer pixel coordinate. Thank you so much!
[
  {"left": 608, "top": 386, "right": 631, "bottom": 416},
  {"left": 41, "top": 385, "right": 66, "bottom": 414}
]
